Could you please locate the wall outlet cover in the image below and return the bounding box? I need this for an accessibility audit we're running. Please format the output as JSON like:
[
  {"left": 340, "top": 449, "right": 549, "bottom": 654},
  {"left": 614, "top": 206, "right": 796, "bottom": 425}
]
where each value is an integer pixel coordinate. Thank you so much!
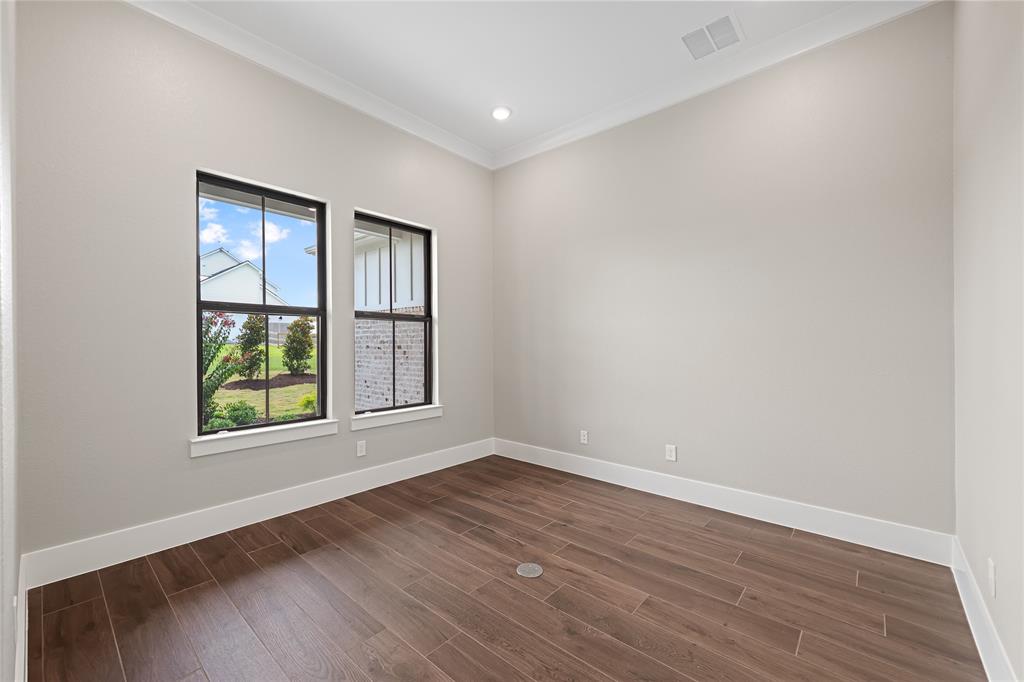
[
  {"left": 356, "top": 440, "right": 367, "bottom": 457},
  {"left": 665, "top": 444, "right": 677, "bottom": 462},
  {"left": 579, "top": 430, "right": 589, "bottom": 445}
]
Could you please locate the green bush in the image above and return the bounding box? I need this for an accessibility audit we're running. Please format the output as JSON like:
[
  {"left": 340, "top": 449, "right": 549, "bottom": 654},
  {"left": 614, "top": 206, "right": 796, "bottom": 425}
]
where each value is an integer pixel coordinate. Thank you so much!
[
  {"left": 299, "top": 391, "right": 317, "bottom": 412},
  {"left": 201, "top": 312, "right": 241, "bottom": 422},
  {"left": 224, "top": 401, "right": 260, "bottom": 425},
  {"left": 282, "top": 316, "right": 315, "bottom": 375},
  {"left": 273, "top": 413, "right": 301, "bottom": 422},
  {"left": 236, "top": 314, "right": 266, "bottom": 380},
  {"left": 205, "top": 417, "right": 234, "bottom": 430}
]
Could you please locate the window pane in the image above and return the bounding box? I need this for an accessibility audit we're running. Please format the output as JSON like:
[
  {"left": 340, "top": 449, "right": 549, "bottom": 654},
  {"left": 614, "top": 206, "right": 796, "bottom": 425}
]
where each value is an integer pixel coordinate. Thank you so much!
[
  {"left": 354, "top": 219, "right": 392, "bottom": 312},
  {"left": 201, "top": 311, "right": 267, "bottom": 432},
  {"left": 198, "top": 182, "right": 265, "bottom": 304},
  {"left": 391, "top": 227, "right": 426, "bottom": 315},
  {"left": 355, "top": 318, "right": 393, "bottom": 412},
  {"left": 395, "top": 321, "right": 426, "bottom": 406},
  {"left": 265, "top": 198, "right": 319, "bottom": 308},
  {"left": 268, "top": 315, "right": 319, "bottom": 422}
]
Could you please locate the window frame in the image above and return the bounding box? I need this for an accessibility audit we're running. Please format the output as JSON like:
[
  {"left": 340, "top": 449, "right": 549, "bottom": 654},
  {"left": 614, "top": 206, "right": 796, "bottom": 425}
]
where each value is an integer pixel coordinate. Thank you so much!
[
  {"left": 196, "top": 171, "right": 328, "bottom": 436},
  {"left": 353, "top": 211, "right": 433, "bottom": 414}
]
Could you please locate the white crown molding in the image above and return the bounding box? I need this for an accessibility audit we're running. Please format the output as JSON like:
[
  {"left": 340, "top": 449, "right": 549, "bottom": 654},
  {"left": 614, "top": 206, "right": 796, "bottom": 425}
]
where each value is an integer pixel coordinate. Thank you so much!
[
  {"left": 495, "top": 438, "right": 954, "bottom": 566},
  {"left": 131, "top": 1, "right": 928, "bottom": 172},
  {"left": 491, "top": 1, "right": 929, "bottom": 168},
  {"left": 952, "top": 538, "right": 1019, "bottom": 682},
  {"left": 129, "top": 1, "right": 495, "bottom": 169}
]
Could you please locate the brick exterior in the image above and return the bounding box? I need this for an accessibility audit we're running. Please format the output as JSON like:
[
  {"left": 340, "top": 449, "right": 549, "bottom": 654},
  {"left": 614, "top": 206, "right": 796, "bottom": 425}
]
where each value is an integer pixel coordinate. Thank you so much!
[{"left": 355, "top": 318, "right": 426, "bottom": 411}]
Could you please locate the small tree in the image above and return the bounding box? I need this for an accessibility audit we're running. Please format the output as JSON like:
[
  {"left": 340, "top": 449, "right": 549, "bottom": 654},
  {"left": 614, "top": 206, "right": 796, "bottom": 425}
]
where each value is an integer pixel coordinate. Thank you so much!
[
  {"left": 236, "top": 314, "right": 265, "bottom": 380},
  {"left": 201, "top": 312, "right": 241, "bottom": 422},
  {"left": 282, "top": 316, "right": 315, "bottom": 375}
]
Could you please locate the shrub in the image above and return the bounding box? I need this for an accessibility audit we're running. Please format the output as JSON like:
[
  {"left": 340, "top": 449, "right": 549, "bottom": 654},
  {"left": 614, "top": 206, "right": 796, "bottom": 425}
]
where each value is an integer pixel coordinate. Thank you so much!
[
  {"left": 283, "top": 316, "right": 315, "bottom": 375},
  {"left": 205, "top": 417, "right": 234, "bottom": 430},
  {"left": 299, "top": 391, "right": 317, "bottom": 412},
  {"left": 236, "top": 314, "right": 266, "bottom": 380},
  {"left": 224, "top": 401, "right": 260, "bottom": 425},
  {"left": 273, "top": 413, "right": 301, "bottom": 422},
  {"left": 201, "top": 312, "right": 240, "bottom": 422}
]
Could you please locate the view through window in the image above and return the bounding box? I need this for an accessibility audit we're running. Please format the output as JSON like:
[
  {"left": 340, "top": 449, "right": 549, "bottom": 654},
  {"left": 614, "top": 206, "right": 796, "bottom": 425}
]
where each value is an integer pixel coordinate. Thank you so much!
[
  {"left": 197, "top": 173, "right": 326, "bottom": 434},
  {"left": 354, "top": 213, "right": 431, "bottom": 413}
]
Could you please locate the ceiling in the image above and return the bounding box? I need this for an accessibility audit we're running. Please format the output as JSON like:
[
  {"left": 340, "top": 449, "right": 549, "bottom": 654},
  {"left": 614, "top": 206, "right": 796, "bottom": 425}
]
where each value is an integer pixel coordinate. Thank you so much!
[{"left": 137, "top": 1, "right": 926, "bottom": 168}]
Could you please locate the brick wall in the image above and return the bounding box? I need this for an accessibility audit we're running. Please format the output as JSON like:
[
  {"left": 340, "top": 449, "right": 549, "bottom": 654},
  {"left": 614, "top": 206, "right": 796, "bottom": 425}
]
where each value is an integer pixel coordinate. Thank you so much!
[{"left": 355, "top": 318, "right": 426, "bottom": 411}]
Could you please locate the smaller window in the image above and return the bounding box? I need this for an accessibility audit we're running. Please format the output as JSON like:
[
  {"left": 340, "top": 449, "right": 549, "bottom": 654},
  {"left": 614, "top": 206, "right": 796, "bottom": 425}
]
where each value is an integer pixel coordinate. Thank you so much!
[
  {"left": 353, "top": 212, "right": 432, "bottom": 413},
  {"left": 197, "top": 173, "right": 327, "bottom": 435}
]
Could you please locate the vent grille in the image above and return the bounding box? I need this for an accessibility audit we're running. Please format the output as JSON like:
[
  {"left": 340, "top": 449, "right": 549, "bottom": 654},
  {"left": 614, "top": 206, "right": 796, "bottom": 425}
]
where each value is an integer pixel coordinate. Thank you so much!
[{"left": 682, "top": 15, "right": 742, "bottom": 60}]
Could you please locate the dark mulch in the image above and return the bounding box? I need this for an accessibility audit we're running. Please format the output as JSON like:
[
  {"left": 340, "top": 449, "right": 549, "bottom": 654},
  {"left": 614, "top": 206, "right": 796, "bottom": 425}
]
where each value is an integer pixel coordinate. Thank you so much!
[{"left": 223, "top": 373, "right": 316, "bottom": 391}]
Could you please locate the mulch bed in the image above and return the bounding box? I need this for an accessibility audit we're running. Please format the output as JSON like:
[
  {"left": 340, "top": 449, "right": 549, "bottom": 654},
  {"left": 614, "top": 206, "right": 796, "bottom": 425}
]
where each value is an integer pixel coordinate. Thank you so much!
[{"left": 223, "top": 373, "right": 316, "bottom": 391}]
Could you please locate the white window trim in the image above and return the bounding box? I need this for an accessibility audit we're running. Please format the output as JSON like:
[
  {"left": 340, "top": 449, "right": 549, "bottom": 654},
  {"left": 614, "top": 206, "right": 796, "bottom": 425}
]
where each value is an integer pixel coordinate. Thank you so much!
[
  {"left": 350, "top": 404, "right": 443, "bottom": 431},
  {"left": 351, "top": 207, "right": 441, "bottom": 431},
  {"left": 191, "top": 170, "right": 334, "bottom": 457},
  {"left": 190, "top": 418, "right": 339, "bottom": 458}
]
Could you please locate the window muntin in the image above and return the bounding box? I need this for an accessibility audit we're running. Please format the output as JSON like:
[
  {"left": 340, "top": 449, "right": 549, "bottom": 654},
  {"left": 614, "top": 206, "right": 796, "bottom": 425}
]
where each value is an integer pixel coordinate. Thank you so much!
[
  {"left": 353, "top": 213, "right": 431, "bottom": 414},
  {"left": 197, "top": 173, "right": 326, "bottom": 435}
]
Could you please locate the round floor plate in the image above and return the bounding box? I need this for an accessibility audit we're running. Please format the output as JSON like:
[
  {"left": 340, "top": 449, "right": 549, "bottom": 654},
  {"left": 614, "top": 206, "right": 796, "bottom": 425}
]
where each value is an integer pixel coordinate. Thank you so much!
[{"left": 516, "top": 562, "right": 544, "bottom": 578}]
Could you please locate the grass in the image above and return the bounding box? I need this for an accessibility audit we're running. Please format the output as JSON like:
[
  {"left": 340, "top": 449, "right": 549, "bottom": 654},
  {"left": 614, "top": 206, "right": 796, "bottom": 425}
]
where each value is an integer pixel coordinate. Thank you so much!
[
  {"left": 209, "top": 343, "right": 318, "bottom": 420},
  {"left": 216, "top": 343, "right": 318, "bottom": 379},
  {"left": 213, "top": 383, "right": 315, "bottom": 417}
]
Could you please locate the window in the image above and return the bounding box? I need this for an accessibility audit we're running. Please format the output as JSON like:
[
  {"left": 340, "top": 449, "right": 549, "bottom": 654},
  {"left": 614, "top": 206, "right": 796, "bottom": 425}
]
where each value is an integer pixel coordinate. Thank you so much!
[
  {"left": 353, "top": 212, "right": 432, "bottom": 413},
  {"left": 197, "top": 172, "right": 326, "bottom": 435}
]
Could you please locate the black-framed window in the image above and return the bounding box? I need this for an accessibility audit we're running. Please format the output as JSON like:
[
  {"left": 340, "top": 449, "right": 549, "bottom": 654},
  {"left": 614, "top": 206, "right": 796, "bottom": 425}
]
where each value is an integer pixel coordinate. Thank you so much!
[
  {"left": 353, "top": 212, "right": 432, "bottom": 413},
  {"left": 196, "top": 172, "right": 327, "bottom": 435}
]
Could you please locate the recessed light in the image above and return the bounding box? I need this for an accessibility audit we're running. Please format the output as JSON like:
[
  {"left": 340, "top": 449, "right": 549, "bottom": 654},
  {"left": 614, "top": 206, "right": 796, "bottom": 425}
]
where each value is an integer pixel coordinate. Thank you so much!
[{"left": 491, "top": 106, "right": 512, "bottom": 121}]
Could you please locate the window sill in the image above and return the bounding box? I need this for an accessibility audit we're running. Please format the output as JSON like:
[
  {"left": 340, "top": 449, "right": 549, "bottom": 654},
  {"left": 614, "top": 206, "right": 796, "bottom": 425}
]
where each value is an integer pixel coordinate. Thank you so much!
[
  {"left": 350, "top": 404, "right": 443, "bottom": 431},
  {"left": 190, "top": 419, "right": 339, "bottom": 458}
]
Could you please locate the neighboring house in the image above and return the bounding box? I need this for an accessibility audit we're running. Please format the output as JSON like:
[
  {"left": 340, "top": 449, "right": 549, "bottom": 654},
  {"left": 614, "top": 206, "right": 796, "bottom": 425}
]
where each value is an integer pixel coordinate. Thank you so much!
[
  {"left": 353, "top": 228, "right": 425, "bottom": 313},
  {"left": 200, "top": 248, "right": 287, "bottom": 306}
]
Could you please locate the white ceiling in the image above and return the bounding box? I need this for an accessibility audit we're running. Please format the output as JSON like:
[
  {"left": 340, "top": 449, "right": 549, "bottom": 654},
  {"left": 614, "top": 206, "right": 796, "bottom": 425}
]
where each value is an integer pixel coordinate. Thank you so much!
[{"left": 137, "top": 1, "right": 927, "bottom": 168}]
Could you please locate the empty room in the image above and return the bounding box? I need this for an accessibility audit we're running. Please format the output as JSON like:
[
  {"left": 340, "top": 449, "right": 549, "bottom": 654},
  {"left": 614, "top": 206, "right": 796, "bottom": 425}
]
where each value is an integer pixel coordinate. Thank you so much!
[{"left": 0, "top": 0, "right": 1022, "bottom": 680}]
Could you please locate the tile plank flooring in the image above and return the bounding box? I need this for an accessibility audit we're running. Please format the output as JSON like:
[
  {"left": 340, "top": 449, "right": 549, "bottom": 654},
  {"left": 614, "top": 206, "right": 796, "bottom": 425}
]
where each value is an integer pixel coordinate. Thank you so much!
[{"left": 28, "top": 455, "right": 985, "bottom": 681}]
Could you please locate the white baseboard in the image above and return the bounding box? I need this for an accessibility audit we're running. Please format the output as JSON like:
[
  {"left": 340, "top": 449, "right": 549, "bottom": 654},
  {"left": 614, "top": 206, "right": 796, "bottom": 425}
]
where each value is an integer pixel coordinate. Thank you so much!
[
  {"left": 952, "top": 538, "right": 1019, "bottom": 681},
  {"left": 20, "top": 437, "right": 495, "bottom": 590},
  {"left": 19, "top": 434, "right": 1014, "bottom": 682},
  {"left": 494, "top": 438, "right": 954, "bottom": 566}
]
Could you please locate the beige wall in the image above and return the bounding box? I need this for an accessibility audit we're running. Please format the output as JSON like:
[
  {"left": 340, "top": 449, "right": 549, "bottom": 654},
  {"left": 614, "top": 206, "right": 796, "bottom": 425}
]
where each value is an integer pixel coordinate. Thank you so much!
[
  {"left": 14, "top": 1, "right": 494, "bottom": 551},
  {"left": 953, "top": 0, "right": 1024, "bottom": 675},
  {"left": 493, "top": 4, "right": 955, "bottom": 532}
]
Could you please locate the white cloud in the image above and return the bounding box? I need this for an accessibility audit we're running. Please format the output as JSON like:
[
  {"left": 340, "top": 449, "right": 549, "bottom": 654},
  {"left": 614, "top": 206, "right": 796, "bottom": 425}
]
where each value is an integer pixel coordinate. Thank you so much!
[
  {"left": 198, "top": 198, "right": 219, "bottom": 221},
  {"left": 237, "top": 239, "right": 262, "bottom": 261},
  {"left": 199, "top": 223, "right": 229, "bottom": 244},
  {"left": 235, "top": 206, "right": 251, "bottom": 214},
  {"left": 264, "top": 220, "right": 291, "bottom": 244}
]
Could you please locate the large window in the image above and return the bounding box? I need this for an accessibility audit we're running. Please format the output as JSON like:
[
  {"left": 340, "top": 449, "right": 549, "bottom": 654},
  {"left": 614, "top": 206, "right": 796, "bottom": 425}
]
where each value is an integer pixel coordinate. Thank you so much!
[
  {"left": 354, "top": 212, "right": 432, "bottom": 413},
  {"left": 197, "top": 173, "right": 326, "bottom": 434}
]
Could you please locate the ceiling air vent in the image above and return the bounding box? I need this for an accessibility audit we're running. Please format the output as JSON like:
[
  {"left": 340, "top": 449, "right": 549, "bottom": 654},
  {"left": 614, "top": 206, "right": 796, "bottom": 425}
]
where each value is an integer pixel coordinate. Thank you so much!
[{"left": 682, "top": 15, "right": 742, "bottom": 60}]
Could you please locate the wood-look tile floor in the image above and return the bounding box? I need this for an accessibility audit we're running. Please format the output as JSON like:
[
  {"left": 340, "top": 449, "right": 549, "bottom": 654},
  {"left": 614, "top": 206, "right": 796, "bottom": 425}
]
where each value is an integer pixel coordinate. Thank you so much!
[{"left": 28, "top": 455, "right": 985, "bottom": 682}]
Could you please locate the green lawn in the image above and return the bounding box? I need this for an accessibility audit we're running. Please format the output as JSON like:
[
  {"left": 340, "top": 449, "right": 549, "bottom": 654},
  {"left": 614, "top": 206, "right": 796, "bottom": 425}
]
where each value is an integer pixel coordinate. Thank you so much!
[
  {"left": 216, "top": 343, "right": 318, "bottom": 379},
  {"left": 210, "top": 344, "right": 318, "bottom": 421}
]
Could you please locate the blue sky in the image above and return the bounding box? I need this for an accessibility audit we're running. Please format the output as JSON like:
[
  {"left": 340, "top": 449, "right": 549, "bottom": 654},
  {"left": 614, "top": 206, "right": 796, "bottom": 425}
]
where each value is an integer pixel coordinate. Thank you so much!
[{"left": 199, "top": 197, "right": 318, "bottom": 308}]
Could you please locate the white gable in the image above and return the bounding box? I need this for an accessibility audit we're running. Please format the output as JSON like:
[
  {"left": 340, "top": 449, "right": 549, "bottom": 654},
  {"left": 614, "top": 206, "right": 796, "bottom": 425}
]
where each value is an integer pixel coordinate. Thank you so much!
[
  {"left": 199, "top": 248, "right": 239, "bottom": 278},
  {"left": 200, "top": 261, "right": 287, "bottom": 306}
]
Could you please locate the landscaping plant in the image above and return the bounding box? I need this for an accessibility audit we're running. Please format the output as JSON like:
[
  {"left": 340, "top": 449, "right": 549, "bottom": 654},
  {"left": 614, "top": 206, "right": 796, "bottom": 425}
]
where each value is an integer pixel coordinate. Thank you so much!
[
  {"left": 236, "top": 314, "right": 266, "bottom": 380},
  {"left": 201, "top": 311, "right": 241, "bottom": 424},
  {"left": 224, "top": 401, "right": 260, "bottom": 425},
  {"left": 282, "top": 316, "right": 315, "bottom": 375}
]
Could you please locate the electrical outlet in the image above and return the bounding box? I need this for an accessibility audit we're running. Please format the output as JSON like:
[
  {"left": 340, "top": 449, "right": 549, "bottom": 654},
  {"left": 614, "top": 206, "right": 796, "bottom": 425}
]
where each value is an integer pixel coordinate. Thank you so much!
[
  {"left": 665, "top": 444, "right": 677, "bottom": 462},
  {"left": 988, "top": 557, "right": 996, "bottom": 598},
  {"left": 356, "top": 440, "right": 366, "bottom": 458},
  {"left": 579, "top": 430, "right": 589, "bottom": 445}
]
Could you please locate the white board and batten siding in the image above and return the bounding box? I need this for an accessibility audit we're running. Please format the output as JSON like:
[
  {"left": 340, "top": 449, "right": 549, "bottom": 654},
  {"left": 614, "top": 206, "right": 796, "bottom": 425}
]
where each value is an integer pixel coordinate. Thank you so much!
[{"left": 354, "top": 229, "right": 425, "bottom": 312}]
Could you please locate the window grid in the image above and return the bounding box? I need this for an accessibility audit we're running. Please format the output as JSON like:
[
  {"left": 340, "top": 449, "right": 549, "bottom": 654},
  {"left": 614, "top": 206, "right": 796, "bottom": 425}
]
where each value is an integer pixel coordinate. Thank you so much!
[
  {"left": 196, "top": 172, "right": 327, "bottom": 435},
  {"left": 353, "top": 211, "right": 432, "bottom": 414}
]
